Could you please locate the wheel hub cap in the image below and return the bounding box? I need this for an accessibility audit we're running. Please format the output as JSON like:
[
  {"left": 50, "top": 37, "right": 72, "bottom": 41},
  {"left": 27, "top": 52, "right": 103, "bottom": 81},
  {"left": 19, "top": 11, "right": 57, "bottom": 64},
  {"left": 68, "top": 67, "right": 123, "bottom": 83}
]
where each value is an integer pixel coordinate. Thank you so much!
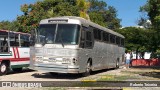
[{"left": 1, "top": 65, "right": 6, "bottom": 72}]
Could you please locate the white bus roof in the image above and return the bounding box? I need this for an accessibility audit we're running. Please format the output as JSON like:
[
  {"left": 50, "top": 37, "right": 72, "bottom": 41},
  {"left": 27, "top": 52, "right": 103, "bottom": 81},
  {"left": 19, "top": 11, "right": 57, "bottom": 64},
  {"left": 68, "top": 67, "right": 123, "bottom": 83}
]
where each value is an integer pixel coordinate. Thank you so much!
[
  {"left": 0, "top": 30, "right": 30, "bottom": 35},
  {"left": 40, "top": 16, "right": 124, "bottom": 38}
]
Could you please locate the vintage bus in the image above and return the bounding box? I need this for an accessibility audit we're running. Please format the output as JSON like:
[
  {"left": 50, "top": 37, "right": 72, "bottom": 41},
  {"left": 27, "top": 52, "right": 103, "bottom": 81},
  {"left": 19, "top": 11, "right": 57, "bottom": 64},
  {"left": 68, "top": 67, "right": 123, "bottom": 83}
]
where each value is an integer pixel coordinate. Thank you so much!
[
  {"left": 0, "top": 30, "right": 30, "bottom": 75},
  {"left": 30, "top": 16, "right": 125, "bottom": 76}
]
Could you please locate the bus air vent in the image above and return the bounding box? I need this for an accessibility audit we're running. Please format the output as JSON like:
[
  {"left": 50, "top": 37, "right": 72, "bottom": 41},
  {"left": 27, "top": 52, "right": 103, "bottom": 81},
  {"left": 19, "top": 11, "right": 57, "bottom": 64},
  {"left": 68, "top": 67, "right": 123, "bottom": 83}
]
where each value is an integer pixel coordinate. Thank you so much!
[{"left": 48, "top": 19, "right": 68, "bottom": 23}]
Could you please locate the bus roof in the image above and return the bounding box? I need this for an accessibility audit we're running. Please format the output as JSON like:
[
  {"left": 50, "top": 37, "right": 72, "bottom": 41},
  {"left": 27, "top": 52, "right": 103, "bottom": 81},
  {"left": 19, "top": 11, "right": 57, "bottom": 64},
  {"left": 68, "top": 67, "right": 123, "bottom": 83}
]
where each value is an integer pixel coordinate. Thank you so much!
[
  {"left": 40, "top": 16, "right": 124, "bottom": 38},
  {"left": 0, "top": 30, "right": 30, "bottom": 35}
]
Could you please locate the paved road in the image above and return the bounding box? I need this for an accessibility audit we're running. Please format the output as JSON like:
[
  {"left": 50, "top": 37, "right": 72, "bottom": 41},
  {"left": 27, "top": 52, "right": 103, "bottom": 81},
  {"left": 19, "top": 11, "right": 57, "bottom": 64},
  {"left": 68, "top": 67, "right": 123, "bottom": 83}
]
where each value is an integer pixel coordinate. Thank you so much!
[
  {"left": 0, "top": 68, "right": 120, "bottom": 81},
  {"left": 0, "top": 69, "right": 80, "bottom": 81},
  {"left": 0, "top": 68, "right": 123, "bottom": 90},
  {"left": 1, "top": 67, "right": 160, "bottom": 90}
]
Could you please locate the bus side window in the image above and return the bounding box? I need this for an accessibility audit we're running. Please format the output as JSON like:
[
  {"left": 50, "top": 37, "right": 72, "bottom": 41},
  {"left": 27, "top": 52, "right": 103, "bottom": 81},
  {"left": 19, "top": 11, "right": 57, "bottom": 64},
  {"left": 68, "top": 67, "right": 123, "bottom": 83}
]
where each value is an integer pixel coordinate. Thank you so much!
[
  {"left": 103, "top": 32, "right": 109, "bottom": 42},
  {"left": 0, "top": 40, "right": 1, "bottom": 52},
  {"left": 116, "top": 36, "right": 120, "bottom": 45},
  {"left": 121, "top": 38, "right": 124, "bottom": 47},
  {"left": 93, "top": 28, "right": 101, "bottom": 41},
  {"left": 1, "top": 37, "right": 9, "bottom": 52},
  {"left": 80, "top": 30, "right": 85, "bottom": 48},
  {"left": 85, "top": 31, "right": 93, "bottom": 48},
  {"left": 110, "top": 34, "right": 116, "bottom": 44}
]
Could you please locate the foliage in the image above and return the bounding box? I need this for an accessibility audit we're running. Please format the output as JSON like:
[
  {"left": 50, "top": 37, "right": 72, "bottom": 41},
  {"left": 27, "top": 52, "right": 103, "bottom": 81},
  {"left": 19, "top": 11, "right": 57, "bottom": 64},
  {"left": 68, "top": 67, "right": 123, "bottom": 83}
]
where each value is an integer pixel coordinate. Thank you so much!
[
  {"left": 0, "top": 21, "right": 12, "bottom": 30},
  {"left": 137, "top": 17, "right": 151, "bottom": 29},
  {"left": 148, "top": 0, "right": 160, "bottom": 30},
  {"left": 16, "top": 0, "right": 79, "bottom": 32},
  {"left": 140, "top": 0, "right": 160, "bottom": 53},
  {"left": 76, "top": 0, "right": 90, "bottom": 20},
  {"left": 140, "top": 0, "right": 160, "bottom": 30},
  {"left": 116, "top": 27, "right": 149, "bottom": 52},
  {"left": 0, "top": 0, "right": 121, "bottom": 33},
  {"left": 117, "top": 26, "right": 160, "bottom": 58},
  {"left": 0, "top": 21, "right": 19, "bottom": 31},
  {"left": 88, "top": 0, "right": 121, "bottom": 30}
]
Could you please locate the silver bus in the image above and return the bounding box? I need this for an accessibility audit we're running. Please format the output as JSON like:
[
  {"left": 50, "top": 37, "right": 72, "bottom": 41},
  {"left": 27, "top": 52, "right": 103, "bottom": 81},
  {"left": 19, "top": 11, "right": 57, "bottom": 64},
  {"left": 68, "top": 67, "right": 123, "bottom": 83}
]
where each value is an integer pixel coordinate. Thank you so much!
[{"left": 30, "top": 16, "right": 125, "bottom": 76}]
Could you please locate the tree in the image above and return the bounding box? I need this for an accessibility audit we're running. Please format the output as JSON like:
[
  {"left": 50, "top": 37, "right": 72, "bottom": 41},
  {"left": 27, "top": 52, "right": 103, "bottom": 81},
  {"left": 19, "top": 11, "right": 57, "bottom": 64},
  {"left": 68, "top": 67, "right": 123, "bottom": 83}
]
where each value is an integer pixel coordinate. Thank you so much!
[
  {"left": 116, "top": 27, "right": 149, "bottom": 58},
  {"left": 16, "top": 0, "right": 121, "bottom": 33},
  {"left": 17, "top": 0, "right": 79, "bottom": 33},
  {"left": 88, "top": 0, "right": 121, "bottom": 30},
  {"left": 137, "top": 17, "right": 151, "bottom": 29},
  {"left": 140, "top": 0, "right": 160, "bottom": 53},
  {"left": 0, "top": 21, "right": 12, "bottom": 30},
  {"left": 0, "top": 21, "right": 19, "bottom": 31},
  {"left": 76, "top": 0, "right": 90, "bottom": 20},
  {"left": 140, "top": 0, "right": 160, "bottom": 30}
]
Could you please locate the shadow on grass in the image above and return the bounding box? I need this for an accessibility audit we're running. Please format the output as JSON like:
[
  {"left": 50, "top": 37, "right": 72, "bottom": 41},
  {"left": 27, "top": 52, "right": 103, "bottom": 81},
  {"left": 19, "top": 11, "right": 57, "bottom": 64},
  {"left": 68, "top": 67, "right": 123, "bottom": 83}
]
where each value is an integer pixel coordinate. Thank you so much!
[
  {"left": 131, "top": 66, "right": 160, "bottom": 70},
  {"left": 124, "top": 67, "right": 160, "bottom": 79},
  {"left": 140, "top": 72, "right": 160, "bottom": 79}
]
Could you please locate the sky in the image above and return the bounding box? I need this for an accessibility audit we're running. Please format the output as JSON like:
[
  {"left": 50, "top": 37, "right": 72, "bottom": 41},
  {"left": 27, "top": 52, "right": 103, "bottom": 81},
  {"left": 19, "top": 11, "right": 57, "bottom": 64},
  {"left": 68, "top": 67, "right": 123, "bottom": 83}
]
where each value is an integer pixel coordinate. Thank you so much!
[
  {"left": 105, "top": 0, "right": 147, "bottom": 27},
  {"left": 0, "top": 0, "right": 36, "bottom": 21},
  {"left": 0, "top": 0, "right": 147, "bottom": 27}
]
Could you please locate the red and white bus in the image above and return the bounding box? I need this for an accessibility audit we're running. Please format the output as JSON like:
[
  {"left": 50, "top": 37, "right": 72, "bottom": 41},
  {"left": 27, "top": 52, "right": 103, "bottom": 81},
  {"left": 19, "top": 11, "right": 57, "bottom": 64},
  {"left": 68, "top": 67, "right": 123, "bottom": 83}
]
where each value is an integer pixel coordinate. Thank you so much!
[{"left": 0, "top": 30, "right": 30, "bottom": 75}]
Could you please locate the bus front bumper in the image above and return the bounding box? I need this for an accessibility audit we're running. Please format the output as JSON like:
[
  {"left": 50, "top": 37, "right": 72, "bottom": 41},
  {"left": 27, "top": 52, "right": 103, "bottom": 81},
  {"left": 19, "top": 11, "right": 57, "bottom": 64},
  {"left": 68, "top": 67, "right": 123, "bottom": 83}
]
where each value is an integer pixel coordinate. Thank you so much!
[{"left": 33, "top": 64, "right": 80, "bottom": 74}]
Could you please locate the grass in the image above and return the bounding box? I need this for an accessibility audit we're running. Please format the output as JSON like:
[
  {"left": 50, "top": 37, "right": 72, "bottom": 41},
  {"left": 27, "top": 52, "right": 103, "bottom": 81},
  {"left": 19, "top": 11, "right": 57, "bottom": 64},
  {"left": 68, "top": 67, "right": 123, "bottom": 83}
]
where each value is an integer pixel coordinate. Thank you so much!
[
  {"left": 98, "top": 75, "right": 136, "bottom": 81},
  {"left": 74, "top": 75, "right": 137, "bottom": 87},
  {"left": 121, "top": 68, "right": 160, "bottom": 80},
  {"left": 121, "top": 70, "right": 145, "bottom": 74}
]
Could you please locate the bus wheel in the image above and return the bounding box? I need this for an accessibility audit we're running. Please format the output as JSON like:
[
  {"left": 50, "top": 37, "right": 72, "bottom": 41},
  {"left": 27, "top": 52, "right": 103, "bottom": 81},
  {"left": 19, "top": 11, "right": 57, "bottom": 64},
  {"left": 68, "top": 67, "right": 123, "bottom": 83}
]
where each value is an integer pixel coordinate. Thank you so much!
[
  {"left": 116, "top": 59, "right": 119, "bottom": 68},
  {"left": 12, "top": 68, "right": 22, "bottom": 72},
  {"left": 0, "top": 63, "right": 8, "bottom": 75},
  {"left": 82, "top": 61, "right": 91, "bottom": 77}
]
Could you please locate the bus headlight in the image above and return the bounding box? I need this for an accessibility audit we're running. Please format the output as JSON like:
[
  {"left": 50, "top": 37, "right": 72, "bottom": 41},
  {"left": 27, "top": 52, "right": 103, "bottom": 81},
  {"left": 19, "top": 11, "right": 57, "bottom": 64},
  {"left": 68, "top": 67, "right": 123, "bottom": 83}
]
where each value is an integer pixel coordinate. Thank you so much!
[{"left": 72, "top": 58, "right": 78, "bottom": 65}]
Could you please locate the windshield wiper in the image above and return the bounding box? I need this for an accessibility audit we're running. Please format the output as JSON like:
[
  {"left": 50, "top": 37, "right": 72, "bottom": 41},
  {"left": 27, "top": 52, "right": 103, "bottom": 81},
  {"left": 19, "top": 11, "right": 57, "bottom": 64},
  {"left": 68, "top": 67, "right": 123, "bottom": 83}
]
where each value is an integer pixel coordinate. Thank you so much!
[
  {"left": 41, "top": 36, "right": 46, "bottom": 46},
  {"left": 60, "top": 36, "right": 64, "bottom": 48}
]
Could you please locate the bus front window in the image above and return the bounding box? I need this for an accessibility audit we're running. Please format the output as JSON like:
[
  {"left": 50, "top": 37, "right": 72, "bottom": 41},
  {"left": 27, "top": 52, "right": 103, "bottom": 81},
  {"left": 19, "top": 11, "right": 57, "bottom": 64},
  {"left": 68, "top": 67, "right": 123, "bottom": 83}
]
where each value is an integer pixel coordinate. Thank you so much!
[
  {"left": 38, "top": 24, "right": 56, "bottom": 44},
  {"left": 55, "top": 24, "right": 80, "bottom": 45},
  {"left": 38, "top": 24, "right": 80, "bottom": 45}
]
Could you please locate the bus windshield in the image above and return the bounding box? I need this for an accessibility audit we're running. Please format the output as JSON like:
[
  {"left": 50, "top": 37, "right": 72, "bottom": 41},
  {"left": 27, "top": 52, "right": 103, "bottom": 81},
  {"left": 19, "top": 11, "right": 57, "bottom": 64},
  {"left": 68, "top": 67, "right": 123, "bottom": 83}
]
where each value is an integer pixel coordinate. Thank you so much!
[{"left": 37, "top": 24, "right": 80, "bottom": 45}]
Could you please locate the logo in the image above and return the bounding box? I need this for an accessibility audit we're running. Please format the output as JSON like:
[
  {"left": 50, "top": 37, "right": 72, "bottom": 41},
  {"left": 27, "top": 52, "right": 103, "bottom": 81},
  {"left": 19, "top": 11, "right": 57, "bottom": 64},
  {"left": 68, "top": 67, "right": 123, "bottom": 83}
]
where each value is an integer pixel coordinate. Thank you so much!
[
  {"left": 1, "top": 82, "right": 42, "bottom": 88},
  {"left": 2, "top": 82, "right": 12, "bottom": 87}
]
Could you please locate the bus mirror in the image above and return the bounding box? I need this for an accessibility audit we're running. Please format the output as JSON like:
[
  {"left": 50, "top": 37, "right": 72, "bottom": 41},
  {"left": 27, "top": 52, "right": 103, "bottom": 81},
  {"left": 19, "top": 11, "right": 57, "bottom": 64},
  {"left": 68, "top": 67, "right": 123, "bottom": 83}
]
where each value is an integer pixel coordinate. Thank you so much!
[
  {"left": 30, "top": 29, "right": 35, "bottom": 36},
  {"left": 80, "top": 42, "right": 85, "bottom": 48},
  {"left": 30, "top": 29, "right": 36, "bottom": 46}
]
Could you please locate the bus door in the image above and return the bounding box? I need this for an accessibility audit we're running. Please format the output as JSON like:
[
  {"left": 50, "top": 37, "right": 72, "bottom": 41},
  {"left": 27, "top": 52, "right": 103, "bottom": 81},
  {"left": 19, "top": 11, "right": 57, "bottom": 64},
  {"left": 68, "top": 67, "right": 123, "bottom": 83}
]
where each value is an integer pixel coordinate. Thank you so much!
[
  {"left": 9, "top": 32, "right": 30, "bottom": 59},
  {"left": 19, "top": 34, "right": 30, "bottom": 58},
  {"left": 79, "top": 26, "right": 94, "bottom": 70}
]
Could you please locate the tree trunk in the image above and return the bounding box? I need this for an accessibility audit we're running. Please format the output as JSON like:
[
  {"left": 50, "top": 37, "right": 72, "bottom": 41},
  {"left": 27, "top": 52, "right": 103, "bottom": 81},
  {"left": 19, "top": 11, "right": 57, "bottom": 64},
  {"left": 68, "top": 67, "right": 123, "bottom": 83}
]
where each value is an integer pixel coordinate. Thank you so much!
[{"left": 136, "top": 47, "right": 139, "bottom": 59}]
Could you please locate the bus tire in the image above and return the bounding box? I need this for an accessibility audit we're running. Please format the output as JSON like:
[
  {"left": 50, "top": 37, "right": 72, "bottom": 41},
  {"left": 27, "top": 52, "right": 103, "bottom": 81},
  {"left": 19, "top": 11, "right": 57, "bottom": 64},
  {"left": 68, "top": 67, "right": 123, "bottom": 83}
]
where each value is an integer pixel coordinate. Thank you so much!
[
  {"left": 0, "top": 62, "right": 8, "bottom": 75},
  {"left": 82, "top": 61, "right": 91, "bottom": 77},
  {"left": 116, "top": 59, "right": 119, "bottom": 68},
  {"left": 12, "top": 68, "right": 23, "bottom": 72}
]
